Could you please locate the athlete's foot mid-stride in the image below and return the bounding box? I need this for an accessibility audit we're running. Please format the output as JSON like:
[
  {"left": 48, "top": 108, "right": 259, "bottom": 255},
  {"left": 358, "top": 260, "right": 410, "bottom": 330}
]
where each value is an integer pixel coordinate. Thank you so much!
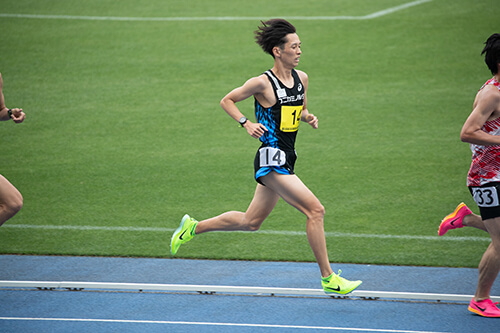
[
  {"left": 438, "top": 202, "right": 472, "bottom": 236},
  {"left": 468, "top": 298, "right": 500, "bottom": 317},
  {"left": 170, "top": 214, "right": 198, "bottom": 255},
  {"left": 321, "top": 270, "right": 362, "bottom": 295}
]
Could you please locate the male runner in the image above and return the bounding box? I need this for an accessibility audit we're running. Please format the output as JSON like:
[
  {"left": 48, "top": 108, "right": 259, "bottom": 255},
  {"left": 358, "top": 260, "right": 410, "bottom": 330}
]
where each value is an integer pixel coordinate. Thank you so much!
[
  {"left": 439, "top": 33, "right": 500, "bottom": 317},
  {"left": 0, "top": 72, "right": 25, "bottom": 226},
  {"left": 171, "top": 19, "right": 362, "bottom": 295}
]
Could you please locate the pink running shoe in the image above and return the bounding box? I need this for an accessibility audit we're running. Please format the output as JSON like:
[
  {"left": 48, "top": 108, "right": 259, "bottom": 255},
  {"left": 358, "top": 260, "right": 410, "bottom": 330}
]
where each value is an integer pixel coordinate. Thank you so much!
[
  {"left": 438, "top": 202, "right": 471, "bottom": 236},
  {"left": 468, "top": 298, "right": 500, "bottom": 317}
]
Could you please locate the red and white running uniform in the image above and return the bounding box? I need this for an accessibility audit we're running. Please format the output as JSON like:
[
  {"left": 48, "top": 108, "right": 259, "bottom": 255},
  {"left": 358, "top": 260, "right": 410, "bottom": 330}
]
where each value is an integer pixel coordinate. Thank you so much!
[{"left": 467, "top": 78, "right": 500, "bottom": 186}]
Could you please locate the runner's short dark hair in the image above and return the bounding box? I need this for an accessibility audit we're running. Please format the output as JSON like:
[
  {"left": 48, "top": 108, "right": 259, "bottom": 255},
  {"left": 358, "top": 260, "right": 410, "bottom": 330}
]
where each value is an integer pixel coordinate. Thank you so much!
[
  {"left": 482, "top": 33, "right": 500, "bottom": 75},
  {"left": 254, "top": 19, "right": 296, "bottom": 58}
]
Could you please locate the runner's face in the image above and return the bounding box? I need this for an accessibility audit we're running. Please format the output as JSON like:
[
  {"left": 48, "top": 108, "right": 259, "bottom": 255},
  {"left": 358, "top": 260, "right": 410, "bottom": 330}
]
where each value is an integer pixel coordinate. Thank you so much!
[{"left": 278, "top": 33, "right": 301, "bottom": 67}]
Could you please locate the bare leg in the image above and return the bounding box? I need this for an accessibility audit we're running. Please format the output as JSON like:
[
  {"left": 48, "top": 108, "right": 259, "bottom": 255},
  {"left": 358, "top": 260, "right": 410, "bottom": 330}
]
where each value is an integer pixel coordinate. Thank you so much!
[
  {"left": 464, "top": 213, "right": 488, "bottom": 232},
  {"left": 0, "top": 175, "right": 23, "bottom": 226},
  {"left": 194, "top": 171, "right": 333, "bottom": 278},
  {"left": 260, "top": 172, "right": 332, "bottom": 278},
  {"left": 475, "top": 217, "right": 500, "bottom": 301},
  {"left": 195, "top": 184, "right": 280, "bottom": 234}
]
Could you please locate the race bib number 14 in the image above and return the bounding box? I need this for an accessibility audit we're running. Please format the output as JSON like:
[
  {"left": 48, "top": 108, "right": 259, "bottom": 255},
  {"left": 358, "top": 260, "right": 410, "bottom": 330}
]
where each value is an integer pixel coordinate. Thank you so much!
[
  {"left": 259, "top": 147, "right": 286, "bottom": 167},
  {"left": 280, "top": 105, "right": 303, "bottom": 132},
  {"left": 472, "top": 186, "right": 500, "bottom": 207}
]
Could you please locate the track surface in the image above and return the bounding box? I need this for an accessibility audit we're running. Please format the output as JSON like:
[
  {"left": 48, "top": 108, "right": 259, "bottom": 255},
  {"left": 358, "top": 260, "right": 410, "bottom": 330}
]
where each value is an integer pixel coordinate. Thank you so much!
[{"left": 1, "top": 255, "right": 499, "bottom": 332}]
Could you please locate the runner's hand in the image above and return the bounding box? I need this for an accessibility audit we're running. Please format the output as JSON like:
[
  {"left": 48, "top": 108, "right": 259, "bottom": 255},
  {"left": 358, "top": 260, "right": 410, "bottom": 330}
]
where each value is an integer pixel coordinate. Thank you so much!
[
  {"left": 306, "top": 114, "right": 318, "bottom": 129},
  {"left": 244, "top": 121, "right": 268, "bottom": 139},
  {"left": 10, "top": 108, "right": 25, "bottom": 124}
]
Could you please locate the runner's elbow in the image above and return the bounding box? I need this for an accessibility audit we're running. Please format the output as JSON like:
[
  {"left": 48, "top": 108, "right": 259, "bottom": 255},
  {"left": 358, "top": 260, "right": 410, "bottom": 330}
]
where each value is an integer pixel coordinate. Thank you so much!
[
  {"left": 220, "top": 96, "right": 231, "bottom": 109},
  {"left": 460, "top": 130, "right": 473, "bottom": 143}
]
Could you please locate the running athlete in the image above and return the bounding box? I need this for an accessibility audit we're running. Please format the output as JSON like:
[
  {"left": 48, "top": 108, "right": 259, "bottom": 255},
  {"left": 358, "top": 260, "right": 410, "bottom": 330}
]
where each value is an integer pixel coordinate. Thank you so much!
[
  {"left": 170, "top": 19, "right": 362, "bottom": 295},
  {"left": 0, "top": 72, "right": 25, "bottom": 226},
  {"left": 439, "top": 33, "right": 500, "bottom": 317}
]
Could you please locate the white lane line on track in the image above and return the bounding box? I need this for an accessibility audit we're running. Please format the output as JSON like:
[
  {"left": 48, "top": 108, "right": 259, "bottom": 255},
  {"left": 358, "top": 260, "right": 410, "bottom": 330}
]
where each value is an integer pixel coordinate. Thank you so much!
[
  {"left": 3, "top": 223, "right": 490, "bottom": 242},
  {"left": 0, "top": 317, "right": 450, "bottom": 333},
  {"left": 3, "top": 280, "right": 497, "bottom": 303},
  {"left": 0, "top": 0, "right": 432, "bottom": 22}
]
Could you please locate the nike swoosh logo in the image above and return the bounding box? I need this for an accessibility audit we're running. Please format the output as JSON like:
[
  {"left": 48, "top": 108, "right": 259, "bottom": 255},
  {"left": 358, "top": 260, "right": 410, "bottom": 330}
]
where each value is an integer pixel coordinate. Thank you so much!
[
  {"left": 325, "top": 286, "right": 341, "bottom": 292},
  {"left": 179, "top": 230, "right": 187, "bottom": 240},
  {"left": 474, "top": 304, "right": 486, "bottom": 312},
  {"left": 450, "top": 217, "right": 459, "bottom": 226}
]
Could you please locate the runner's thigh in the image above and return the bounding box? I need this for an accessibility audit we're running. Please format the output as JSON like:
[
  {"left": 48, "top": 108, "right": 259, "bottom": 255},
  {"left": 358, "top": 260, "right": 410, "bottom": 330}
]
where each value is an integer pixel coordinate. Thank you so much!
[
  {"left": 260, "top": 172, "right": 321, "bottom": 215},
  {"left": 245, "top": 184, "right": 280, "bottom": 222}
]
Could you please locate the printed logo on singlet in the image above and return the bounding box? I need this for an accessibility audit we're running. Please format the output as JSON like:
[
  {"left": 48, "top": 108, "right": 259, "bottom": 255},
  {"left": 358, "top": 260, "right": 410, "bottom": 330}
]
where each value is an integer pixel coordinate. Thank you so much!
[
  {"left": 278, "top": 93, "right": 305, "bottom": 104},
  {"left": 277, "top": 88, "right": 286, "bottom": 99}
]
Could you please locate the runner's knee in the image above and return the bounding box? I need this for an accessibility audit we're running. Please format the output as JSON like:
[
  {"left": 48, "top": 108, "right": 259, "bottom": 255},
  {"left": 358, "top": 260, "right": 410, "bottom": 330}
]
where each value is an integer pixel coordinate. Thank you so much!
[
  {"left": 0, "top": 194, "right": 23, "bottom": 226},
  {"left": 4, "top": 194, "right": 23, "bottom": 216},
  {"left": 307, "top": 202, "right": 325, "bottom": 221}
]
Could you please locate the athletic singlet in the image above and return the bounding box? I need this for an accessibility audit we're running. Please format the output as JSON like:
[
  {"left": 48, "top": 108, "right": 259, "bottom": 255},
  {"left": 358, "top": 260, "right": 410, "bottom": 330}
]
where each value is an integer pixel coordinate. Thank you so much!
[
  {"left": 253, "top": 69, "right": 305, "bottom": 183},
  {"left": 467, "top": 77, "right": 500, "bottom": 186}
]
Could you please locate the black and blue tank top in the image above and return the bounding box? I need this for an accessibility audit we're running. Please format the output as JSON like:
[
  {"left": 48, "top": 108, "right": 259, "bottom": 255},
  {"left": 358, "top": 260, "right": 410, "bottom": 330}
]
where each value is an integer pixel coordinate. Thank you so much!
[{"left": 254, "top": 69, "right": 305, "bottom": 152}]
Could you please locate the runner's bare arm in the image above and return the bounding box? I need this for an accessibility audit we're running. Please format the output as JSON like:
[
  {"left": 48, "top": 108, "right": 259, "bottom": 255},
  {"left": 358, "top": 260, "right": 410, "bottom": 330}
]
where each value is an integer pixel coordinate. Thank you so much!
[
  {"left": 220, "top": 76, "right": 269, "bottom": 139},
  {"left": 461, "top": 87, "right": 500, "bottom": 145}
]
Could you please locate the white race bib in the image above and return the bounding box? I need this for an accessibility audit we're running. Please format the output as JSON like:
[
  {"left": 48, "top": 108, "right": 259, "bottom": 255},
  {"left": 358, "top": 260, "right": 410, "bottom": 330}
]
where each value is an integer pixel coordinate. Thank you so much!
[
  {"left": 472, "top": 186, "right": 500, "bottom": 207},
  {"left": 259, "top": 147, "right": 286, "bottom": 167}
]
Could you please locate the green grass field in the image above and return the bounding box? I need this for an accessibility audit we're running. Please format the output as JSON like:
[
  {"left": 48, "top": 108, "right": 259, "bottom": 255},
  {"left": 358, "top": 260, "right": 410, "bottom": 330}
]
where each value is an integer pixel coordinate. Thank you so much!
[{"left": 0, "top": 0, "right": 499, "bottom": 267}]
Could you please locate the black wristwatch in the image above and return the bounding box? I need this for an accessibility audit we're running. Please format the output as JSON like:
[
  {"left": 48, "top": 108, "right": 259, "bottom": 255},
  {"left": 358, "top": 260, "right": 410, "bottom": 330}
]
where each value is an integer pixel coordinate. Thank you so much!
[{"left": 238, "top": 116, "right": 248, "bottom": 127}]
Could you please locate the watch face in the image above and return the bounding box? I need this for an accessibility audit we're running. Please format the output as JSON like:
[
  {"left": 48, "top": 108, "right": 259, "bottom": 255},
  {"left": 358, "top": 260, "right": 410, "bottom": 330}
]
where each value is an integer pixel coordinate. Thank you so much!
[{"left": 239, "top": 117, "right": 247, "bottom": 124}]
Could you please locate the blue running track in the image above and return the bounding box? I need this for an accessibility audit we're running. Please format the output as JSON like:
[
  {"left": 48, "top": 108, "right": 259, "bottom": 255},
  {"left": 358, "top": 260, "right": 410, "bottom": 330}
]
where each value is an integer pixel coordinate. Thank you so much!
[{"left": 1, "top": 255, "right": 499, "bottom": 332}]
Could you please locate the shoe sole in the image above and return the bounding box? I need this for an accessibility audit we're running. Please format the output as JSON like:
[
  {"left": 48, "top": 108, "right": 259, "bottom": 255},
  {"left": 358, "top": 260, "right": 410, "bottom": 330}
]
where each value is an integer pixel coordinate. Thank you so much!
[{"left": 468, "top": 306, "right": 500, "bottom": 317}]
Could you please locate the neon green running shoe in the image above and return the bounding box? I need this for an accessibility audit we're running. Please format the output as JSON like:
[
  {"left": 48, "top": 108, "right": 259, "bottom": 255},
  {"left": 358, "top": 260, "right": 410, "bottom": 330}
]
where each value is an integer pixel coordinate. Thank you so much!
[
  {"left": 170, "top": 214, "right": 198, "bottom": 255},
  {"left": 321, "top": 270, "right": 362, "bottom": 295}
]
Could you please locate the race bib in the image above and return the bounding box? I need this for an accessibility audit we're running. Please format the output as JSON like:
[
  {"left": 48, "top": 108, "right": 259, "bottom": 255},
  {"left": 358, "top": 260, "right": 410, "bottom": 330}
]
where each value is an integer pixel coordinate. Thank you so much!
[
  {"left": 280, "top": 105, "right": 303, "bottom": 132},
  {"left": 472, "top": 186, "right": 500, "bottom": 207},
  {"left": 259, "top": 147, "right": 286, "bottom": 167}
]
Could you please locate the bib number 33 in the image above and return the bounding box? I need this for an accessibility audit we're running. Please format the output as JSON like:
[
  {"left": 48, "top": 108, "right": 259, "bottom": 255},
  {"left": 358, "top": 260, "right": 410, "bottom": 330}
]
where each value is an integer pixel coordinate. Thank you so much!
[
  {"left": 259, "top": 147, "right": 286, "bottom": 167},
  {"left": 472, "top": 186, "right": 500, "bottom": 207}
]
